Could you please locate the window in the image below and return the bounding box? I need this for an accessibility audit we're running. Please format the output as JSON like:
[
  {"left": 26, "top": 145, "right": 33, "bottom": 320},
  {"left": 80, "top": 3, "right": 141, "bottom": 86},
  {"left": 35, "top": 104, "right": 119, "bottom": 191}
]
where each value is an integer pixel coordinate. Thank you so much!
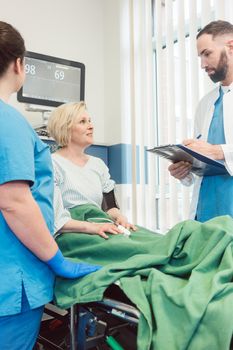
[{"left": 151, "top": 0, "right": 222, "bottom": 231}]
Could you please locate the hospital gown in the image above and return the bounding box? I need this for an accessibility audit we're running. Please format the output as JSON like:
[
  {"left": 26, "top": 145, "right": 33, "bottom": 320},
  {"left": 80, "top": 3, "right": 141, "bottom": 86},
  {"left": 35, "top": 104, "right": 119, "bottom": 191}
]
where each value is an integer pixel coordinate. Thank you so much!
[{"left": 52, "top": 153, "right": 115, "bottom": 232}]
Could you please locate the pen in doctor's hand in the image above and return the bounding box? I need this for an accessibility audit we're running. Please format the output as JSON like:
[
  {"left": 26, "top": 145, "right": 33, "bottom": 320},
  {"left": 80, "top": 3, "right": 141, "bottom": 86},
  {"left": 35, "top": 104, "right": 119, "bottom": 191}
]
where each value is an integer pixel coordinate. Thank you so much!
[{"left": 183, "top": 134, "right": 202, "bottom": 147}]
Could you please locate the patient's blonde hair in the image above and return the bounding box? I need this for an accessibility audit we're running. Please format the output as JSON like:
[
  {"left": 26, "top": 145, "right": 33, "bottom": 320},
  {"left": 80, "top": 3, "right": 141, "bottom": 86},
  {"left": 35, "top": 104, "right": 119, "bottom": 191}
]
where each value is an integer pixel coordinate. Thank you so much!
[{"left": 47, "top": 101, "right": 87, "bottom": 147}]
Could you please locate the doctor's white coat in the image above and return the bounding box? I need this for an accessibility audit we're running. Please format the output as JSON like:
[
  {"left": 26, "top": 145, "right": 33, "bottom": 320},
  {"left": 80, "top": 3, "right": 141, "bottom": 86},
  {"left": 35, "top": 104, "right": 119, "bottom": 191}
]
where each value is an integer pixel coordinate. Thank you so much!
[{"left": 184, "top": 84, "right": 233, "bottom": 219}]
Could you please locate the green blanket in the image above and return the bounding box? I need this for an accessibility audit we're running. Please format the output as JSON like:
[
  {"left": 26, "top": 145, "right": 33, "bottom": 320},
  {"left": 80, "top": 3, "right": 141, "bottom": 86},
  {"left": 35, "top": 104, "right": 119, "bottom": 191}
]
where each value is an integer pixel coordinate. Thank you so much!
[{"left": 54, "top": 204, "right": 233, "bottom": 350}]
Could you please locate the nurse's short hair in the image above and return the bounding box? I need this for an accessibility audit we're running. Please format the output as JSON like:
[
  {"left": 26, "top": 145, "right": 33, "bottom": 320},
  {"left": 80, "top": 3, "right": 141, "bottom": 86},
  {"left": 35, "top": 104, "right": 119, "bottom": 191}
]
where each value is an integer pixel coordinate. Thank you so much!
[
  {"left": 197, "top": 20, "right": 233, "bottom": 39},
  {"left": 47, "top": 101, "right": 87, "bottom": 147}
]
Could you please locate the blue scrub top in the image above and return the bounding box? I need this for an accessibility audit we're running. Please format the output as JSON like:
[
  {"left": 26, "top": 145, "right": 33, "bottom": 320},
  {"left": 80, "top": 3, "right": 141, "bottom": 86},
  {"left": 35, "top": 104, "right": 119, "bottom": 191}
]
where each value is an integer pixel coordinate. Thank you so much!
[
  {"left": 0, "top": 100, "right": 55, "bottom": 316},
  {"left": 196, "top": 88, "right": 233, "bottom": 222}
]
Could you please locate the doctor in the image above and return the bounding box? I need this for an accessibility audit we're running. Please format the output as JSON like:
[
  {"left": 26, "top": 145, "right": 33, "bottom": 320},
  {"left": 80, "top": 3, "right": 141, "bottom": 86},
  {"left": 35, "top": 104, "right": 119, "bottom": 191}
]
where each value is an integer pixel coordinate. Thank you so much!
[
  {"left": 0, "top": 21, "right": 100, "bottom": 350},
  {"left": 169, "top": 20, "right": 233, "bottom": 221}
]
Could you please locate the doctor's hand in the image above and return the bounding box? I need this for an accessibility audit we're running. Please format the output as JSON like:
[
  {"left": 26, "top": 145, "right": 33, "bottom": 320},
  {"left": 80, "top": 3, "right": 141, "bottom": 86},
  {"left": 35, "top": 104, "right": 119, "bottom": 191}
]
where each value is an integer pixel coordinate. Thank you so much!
[
  {"left": 168, "top": 161, "right": 192, "bottom": 180},
  {"left": 46, "top": 249, "right": 101, "bottom": 279},
  {"left": 183, "top": 139, "right": 224, "bottom": 160}
]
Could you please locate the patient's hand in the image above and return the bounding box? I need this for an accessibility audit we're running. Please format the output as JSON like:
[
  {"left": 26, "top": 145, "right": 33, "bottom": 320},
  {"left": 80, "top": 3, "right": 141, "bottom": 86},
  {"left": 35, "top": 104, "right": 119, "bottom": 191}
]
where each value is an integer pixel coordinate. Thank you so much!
[
  {"left": 114, "top": 214, "right": 137, "bottom": 231},
  {"left": 86, "top": 222, "right": 122, "bottom": 239},
  {"left": 107, "top": 208, "right": 137, "bottom": 232}
]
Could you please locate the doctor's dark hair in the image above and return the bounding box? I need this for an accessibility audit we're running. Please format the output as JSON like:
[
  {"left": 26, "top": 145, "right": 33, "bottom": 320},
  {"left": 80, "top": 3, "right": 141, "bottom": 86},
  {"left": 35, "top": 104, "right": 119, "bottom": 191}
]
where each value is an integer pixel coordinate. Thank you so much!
[
  {"left": 0, "top": 21, "right": 25, "bottom": 77},
  {"left": 47, "top": 101, "right": 88, "bottom": 147},
  {"left": 197, "top": 20, "right": 233, "bottom": 39}
]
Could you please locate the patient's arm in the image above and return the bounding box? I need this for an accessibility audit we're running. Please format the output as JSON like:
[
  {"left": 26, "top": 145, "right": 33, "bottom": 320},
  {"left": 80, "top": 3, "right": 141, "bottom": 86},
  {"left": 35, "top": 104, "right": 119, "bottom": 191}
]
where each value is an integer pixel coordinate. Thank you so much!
[
  {"left": 102, "top": 190, "right": 136, "bottom": 231},
  {"left": 54, "top": 178, "right": 121, "bottom": 239},
  {"left": 60, "top": 219, "right": 122, "bottom": 240}
]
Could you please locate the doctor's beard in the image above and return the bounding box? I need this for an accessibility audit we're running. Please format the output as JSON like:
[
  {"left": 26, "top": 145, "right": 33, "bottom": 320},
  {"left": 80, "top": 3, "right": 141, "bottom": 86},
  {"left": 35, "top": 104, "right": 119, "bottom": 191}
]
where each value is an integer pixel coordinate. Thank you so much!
[{"left": 209, "top": 50, "right": 228, "bottom": 83}]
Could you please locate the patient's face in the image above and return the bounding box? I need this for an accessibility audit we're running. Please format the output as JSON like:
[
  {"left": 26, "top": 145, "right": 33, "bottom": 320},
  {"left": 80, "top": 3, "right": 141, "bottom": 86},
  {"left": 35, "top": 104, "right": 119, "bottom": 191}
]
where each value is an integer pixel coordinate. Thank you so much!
[{"left": 70, "top": 112, "right": 94, "bottom": 148}]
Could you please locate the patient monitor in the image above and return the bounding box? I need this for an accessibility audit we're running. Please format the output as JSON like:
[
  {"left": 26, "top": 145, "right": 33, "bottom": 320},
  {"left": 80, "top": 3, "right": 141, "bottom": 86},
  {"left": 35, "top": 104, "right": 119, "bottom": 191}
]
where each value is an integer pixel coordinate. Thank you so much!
[
  {"left": 17, "top": 51, "right": 85, "bottom": 143},
  {"left": 17, "top": 51, "right": 85, "bottom": 109}
]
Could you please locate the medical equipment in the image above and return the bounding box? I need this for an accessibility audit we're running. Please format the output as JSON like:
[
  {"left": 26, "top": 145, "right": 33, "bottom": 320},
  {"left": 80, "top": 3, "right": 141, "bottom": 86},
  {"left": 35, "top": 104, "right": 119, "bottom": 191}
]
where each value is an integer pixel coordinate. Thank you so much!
[
  {"left": 117, "top": 225, "right": 131, "bottom": 237},
  {"left": 17, "top": 51, "right": 85, "bottom": 108},
  {"left": 37, "top": 284, "right": 139, "bottom": 349}
]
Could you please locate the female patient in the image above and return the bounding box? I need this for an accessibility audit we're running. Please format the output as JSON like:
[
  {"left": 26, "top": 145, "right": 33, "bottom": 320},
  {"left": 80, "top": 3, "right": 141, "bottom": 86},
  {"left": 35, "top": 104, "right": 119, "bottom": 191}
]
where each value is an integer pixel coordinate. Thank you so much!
[{"left": 47, "top": 101, "right": 136, "bottom": 239}]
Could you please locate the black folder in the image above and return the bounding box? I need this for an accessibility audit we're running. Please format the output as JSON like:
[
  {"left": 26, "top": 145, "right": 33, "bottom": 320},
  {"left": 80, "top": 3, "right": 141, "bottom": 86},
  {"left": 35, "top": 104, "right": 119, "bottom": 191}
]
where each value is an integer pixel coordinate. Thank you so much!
[{"left": 147, "top": 144, "right": 229, "bottom": 176}]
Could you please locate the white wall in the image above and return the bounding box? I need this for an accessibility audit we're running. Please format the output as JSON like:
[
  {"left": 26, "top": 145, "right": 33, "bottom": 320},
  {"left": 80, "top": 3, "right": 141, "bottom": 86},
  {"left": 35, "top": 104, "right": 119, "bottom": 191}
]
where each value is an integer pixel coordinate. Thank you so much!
[
  {"left": 0, "top": 0, "right": 123, "bottom": 144},
  {"left": 102, "top": 1, "right": 123, "bottom": 145}
]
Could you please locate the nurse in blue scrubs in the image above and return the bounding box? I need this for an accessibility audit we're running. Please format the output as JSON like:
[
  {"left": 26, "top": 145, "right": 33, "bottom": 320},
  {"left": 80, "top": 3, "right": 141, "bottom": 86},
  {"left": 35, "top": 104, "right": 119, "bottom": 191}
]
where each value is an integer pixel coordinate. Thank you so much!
[{"left": 0, "top": 21, "right": 101, "bottom": 350}]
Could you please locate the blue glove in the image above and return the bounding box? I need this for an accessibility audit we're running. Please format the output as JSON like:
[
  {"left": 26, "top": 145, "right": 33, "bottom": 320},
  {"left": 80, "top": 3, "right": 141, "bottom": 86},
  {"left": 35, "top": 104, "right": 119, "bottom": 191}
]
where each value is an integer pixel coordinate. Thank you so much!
[{"left": 46, "top": 249, "right": 102, "bottom": 279}]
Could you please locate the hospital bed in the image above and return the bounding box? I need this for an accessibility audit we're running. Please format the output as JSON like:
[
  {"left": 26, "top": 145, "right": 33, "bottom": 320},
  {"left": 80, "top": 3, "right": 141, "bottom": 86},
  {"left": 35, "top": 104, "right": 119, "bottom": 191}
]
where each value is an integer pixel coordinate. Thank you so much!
[
  {"left": 35, "top": 135, "right": 233, "bottom": 349},
  {"left": 35, "top": 132, "right": 139, "bottom": 350},
  {"left": 36, "top": 284, "right": 139, "bottom": 350}
]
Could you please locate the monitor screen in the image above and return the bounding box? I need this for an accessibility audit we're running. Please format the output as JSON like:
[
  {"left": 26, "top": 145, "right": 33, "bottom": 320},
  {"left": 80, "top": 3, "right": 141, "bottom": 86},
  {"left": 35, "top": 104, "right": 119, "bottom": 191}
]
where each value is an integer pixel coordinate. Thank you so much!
[{"left": 17, "top": 51, "right": 85, "bottom": 107}]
